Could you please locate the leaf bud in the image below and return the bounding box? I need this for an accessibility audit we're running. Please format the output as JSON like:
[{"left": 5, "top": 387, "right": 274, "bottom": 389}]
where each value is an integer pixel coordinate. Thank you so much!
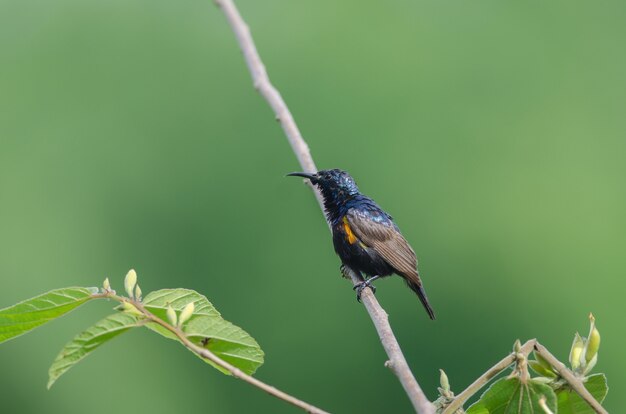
[
  {"left": 583, "top": 353, "right": 598, "bottom": 375},
  {"left": 102, "top": 277, "right": 111, "bottom": 291},
  {"left": 585, "top": 313, "right": 600, "bottom": 364},
  {"left": 178, "top": 302, "right": 195, "bottom": 327},
  {"left": 569, "top": 332, "right": 585, "bottom": 371},
  {"left": 166, "top": 305, "right": 178, "bottom": 327},
  {"left": 124, "top": 269, "right": 137, "bottom": 299},
  {"left": 119, "top": 301, "right": 142, "bottom": 316},
  {"left": 439, "top": 369, "right": 450, "bottom": 392},
  {"left": 134, "top": 284, "right": 142, "bottom": 301}
]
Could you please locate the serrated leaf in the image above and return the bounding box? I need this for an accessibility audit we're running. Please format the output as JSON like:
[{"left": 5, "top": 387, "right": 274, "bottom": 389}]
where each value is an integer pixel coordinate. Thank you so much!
[
  {"left": 467, "top": 378, "right": 557, "bottom": 414},
  {"left": 47, "top": 313, "right": 141, "bottom": 388},
  {"left": 556, "top": 374, "right": 608, "bottom": 414},
  {"left": 142, "top": 289, "right": 263, "bottom": 375},
  {"left": 0, "top": 287, "right": 99, "bottom": 344}
]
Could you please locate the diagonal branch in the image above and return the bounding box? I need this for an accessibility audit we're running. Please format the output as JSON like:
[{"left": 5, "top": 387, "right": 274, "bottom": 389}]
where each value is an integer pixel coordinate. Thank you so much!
[
  {"left": 94, "top": 291, "right": 330, "bottom": 414},
  {"left": 534, "top": 343, "right": 608, "bottom": 414},
  {"left": 442, "top": 339, "right": 537, "bottom": 414},
  {"left": 443, "top": 339, "right": 607, "bottom": 414},
  {"left": 213, "top": 1, "right": 435, "bottom": 413}
]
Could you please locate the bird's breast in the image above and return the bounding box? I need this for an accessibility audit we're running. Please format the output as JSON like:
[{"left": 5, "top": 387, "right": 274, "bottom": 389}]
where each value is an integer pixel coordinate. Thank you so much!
[{"left": 332, "top": 218, "right": 394, "bottom": 277}]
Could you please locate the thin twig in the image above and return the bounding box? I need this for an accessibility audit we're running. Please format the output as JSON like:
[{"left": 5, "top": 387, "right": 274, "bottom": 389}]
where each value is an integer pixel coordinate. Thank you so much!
[
  {"left": 442, "top": 339, "right": 537, "bottom": 414},
  {"left": 534, "top": 342, "right": 608, "bottom": 414},
  {"left": 538, "top": 395, "right": 555, "bottom": 414},
  {"left": 95, "top": 292, "right": 329, "bottom": 414},
  {"left": 213, "top": 1, "right": 435, "bottom": 413}
]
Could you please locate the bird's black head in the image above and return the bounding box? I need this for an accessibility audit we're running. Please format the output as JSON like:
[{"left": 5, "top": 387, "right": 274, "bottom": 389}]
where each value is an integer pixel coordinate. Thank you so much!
[
  {"left": 287, "top": 168, "right": 360, "bottom": 197},
  {"left": 287, "top": 169, "right": 360, "bottom": 219}
]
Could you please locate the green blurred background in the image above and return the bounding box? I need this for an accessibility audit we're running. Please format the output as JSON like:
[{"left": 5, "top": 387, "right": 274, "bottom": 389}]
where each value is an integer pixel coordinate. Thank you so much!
[{"left": 1, "top": 0, "right": 624, "bottom": 412}]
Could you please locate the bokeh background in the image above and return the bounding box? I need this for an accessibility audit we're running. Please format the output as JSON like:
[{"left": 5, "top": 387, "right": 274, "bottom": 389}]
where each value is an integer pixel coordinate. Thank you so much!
[{"left": 1, "top": 0, "right": 624, "bottom": 412}]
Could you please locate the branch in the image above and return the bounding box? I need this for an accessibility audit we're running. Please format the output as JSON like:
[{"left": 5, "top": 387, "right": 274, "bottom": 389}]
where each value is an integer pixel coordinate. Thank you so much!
[
  {"left": 442, "top": 339, "right": 537, "bottom": 414},
  {"left": 97, "top": 292, "right": 329, "bottom": 414},
  {"left": 534, "top": 342, "right": 608, "bottom": 414},
  {"left": 213, "top": 1, "right": 435, "bottom": 413}
]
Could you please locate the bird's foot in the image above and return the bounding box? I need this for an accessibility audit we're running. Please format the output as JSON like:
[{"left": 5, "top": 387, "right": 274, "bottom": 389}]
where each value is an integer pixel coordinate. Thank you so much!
[{"left": 353, "top": 276, "right": 379, "bottom": 302}]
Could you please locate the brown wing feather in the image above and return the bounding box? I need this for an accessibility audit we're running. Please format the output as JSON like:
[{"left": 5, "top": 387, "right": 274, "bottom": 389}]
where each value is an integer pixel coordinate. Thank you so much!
[
  {"left": 346, "top": 209, "right": 419, "bottom": 281},
  {"left": 347, "top": 209, "right": 436, "bottom": 320}
]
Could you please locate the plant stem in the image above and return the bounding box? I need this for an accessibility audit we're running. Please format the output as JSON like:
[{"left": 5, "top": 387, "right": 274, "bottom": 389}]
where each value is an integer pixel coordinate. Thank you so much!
[
  {"left": 442, "top": 339, "right": 537, "bottom": 414},
  {"left": 212, "top": 1, "right": 435, "bottom": 413},
  {"left": 538, "top": 395, "right": 555, "bottom": 414},
  {"left": 534, "top": 342, "right": 608, "bottom": 414},
  {"left": 94, "top": 292, "right": 330, "bottom": 414}
]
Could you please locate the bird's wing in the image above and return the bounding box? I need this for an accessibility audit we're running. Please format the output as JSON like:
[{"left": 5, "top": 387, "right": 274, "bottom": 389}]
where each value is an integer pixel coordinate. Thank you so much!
[{"left": 346, "top": 208, "right": 419, "bottom": 277}]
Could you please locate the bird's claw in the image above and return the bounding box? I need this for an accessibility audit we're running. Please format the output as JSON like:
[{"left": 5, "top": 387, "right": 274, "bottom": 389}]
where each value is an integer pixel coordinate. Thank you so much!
[
  {"left": 339, "top": 264, "right": 351, "bottom": 279},
  {"left": 353, "top": 278, "right": 377, "bottom": 302}
]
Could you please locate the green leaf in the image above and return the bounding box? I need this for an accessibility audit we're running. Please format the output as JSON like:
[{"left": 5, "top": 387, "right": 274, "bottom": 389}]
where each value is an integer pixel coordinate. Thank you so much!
[
  {"left": 143, "top": 288, "right": 220, "bottom": 319},
  {"left": 184, "top": 316, "right": 265, "bottom": 375},
  {"left": 467, "top": 378, "right": 557, "bottom": 414},
  {"left": 0, "top": 287, "right": 99, "bottom": 344},
  {"left": 142, "top": 288, "right": 221, "bottom": 342},
  {"left": 556, "top": 374, "right": 608, "bottom": 414},
  {"left": 143, "top": 289, "right": 264, "bottom": 375},
  {"left": 466, "top": 406, "right": 490, "bottom": 414},
  {"left": 47, "top": 313, "right": 141, "bottom": 388},
  {"left": 529, "top": 360, "right": 557, "bottom": 378}
]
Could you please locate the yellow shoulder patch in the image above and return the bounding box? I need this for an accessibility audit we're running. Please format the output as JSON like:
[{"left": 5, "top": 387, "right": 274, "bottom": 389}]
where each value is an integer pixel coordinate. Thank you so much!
[{"left": 342, "top": 216, "right": 357, "bottom": 244}]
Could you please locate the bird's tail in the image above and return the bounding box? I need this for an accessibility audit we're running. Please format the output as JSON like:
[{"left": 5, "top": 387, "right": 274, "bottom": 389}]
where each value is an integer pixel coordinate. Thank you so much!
[{"left": 406, "top": 278, "right": 436, "bottom": 320}]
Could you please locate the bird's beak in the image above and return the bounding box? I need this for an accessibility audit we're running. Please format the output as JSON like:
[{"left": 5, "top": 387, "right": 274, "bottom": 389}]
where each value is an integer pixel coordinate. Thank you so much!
[{"left": 286, "top": 171, "right": 318, "bottom": 183}]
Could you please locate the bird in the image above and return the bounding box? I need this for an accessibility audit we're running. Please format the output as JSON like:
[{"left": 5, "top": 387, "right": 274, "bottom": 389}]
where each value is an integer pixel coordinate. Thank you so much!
[{"left": 287, "top": 168, "right": 435, "bottom": 320}]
